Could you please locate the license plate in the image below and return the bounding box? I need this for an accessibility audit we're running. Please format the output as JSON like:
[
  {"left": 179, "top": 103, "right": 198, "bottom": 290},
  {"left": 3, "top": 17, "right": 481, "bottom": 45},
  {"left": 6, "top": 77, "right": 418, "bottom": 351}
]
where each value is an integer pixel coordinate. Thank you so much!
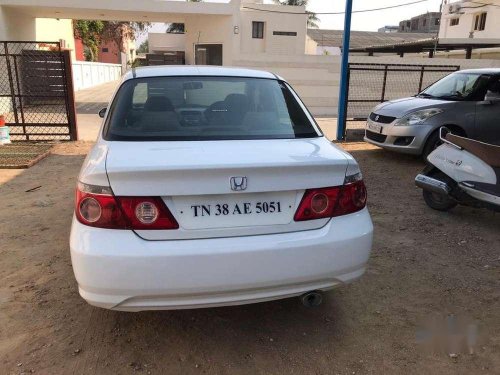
[
  {"left": 171, "top": 191, "right": 297, "bottom": 229},
  {"left": 191, "top": 201, "right": 283, "bottom": 217},
  {"left": 367, "top": 121, "right": 383, "bottom": 134}
]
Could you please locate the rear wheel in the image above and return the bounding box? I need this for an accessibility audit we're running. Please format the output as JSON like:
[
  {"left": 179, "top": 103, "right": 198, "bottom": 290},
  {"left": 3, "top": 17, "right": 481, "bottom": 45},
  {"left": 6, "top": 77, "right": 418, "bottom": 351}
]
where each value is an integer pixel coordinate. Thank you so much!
[{"left": 422, "top": 171, "right": 457, "bottom": 211}]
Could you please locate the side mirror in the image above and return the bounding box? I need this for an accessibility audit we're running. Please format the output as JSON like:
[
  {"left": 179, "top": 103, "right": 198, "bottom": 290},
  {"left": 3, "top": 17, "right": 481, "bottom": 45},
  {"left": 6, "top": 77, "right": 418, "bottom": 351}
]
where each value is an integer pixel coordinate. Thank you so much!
[{"left": 98, "top": 107, "right": 107, "bottom": 118}]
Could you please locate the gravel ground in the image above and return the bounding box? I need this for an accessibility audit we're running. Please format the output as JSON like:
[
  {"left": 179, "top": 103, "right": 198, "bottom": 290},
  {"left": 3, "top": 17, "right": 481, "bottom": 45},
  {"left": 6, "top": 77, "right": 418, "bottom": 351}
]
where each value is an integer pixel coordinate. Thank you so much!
[{"left": 0, "top": 141, "right": 499, "bottom": 375}]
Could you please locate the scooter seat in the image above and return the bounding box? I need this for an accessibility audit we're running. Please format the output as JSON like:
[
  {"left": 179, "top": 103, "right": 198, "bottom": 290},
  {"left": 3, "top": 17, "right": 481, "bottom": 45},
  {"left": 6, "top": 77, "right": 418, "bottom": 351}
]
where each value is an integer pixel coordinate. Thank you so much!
[{"left": 445, "top": 133, "right": 500, "bottom": 168}]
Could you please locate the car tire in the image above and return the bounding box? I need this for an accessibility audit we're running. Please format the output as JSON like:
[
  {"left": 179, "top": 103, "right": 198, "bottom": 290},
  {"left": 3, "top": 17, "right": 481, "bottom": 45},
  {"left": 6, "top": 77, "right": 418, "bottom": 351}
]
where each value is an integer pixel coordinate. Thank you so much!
[
  {"left": 422, "top": 130, "right": 441, "bottom": 161},
  {"left": 422, "top": 171, "right": 457, "bottom": 211}
]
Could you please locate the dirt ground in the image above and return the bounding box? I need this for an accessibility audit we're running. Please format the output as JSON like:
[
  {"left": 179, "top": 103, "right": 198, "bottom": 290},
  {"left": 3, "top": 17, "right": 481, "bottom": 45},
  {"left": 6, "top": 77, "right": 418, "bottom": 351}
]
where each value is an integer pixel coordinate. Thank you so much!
[{"left": 0, "top": 141, "right": 499, "bottom": 375}]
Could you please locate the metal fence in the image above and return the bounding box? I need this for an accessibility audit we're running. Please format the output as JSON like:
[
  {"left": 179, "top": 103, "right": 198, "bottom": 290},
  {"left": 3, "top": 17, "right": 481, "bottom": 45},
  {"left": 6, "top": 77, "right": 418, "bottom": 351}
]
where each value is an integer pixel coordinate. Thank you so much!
[
  {"left": 343, "top": 63, "right": 460, "bottom": 134},
  {"left": 0, "top": 41, "right": 77, "bottom": 141}
]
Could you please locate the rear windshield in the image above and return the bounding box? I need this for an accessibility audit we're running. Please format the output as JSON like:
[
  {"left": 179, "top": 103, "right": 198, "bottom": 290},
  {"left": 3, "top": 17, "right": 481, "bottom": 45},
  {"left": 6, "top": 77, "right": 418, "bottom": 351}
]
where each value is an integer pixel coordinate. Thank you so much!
[{"left": 103, "top": 76, "right": 319, "bottom": 141}]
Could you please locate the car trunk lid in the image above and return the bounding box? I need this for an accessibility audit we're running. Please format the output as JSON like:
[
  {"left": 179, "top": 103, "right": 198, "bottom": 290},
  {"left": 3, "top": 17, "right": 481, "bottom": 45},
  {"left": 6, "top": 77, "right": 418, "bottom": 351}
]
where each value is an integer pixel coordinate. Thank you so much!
[{"left": 105, "top": 138, "right": 349, "bottom": 240}]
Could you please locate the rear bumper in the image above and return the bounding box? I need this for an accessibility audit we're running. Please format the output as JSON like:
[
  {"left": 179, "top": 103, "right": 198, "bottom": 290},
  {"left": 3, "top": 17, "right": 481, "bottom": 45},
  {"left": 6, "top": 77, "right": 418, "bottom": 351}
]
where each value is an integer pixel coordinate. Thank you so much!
[{"left": 70, "top": 208, "right": 373, "bottom": 311}]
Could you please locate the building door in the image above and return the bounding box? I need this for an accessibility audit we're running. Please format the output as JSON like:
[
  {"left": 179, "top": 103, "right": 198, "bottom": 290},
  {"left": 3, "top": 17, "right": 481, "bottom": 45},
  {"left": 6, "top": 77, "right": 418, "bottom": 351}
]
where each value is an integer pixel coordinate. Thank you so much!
[{"left": 194, "top": 44, "right": 222, "bottom": 66}]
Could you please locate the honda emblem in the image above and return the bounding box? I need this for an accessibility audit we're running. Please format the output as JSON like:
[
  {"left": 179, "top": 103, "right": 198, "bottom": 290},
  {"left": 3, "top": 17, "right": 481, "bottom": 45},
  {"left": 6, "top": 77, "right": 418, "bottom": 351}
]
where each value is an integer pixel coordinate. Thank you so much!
[{"left": 230, "top": 176, "right": 247, "bottom": 191}]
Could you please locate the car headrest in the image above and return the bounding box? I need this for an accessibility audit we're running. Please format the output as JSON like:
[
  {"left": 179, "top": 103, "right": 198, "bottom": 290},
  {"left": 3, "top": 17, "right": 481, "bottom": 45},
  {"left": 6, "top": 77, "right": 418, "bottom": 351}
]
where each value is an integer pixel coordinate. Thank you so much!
[
  {"left": 224, "top": 94, "right": 250, "bottom": 112},
  {"left": 144, "top": 96, "right": 174, "bottom": 112}
]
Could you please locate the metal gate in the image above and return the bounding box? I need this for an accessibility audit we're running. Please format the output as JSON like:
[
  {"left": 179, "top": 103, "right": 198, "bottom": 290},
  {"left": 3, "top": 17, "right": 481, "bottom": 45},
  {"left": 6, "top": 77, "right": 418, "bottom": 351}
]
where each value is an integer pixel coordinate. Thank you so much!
[
  {"left": 0, "top": 41, "right": 77, "bottom": 141},
  {"left": 342, "top": 63, "right": 460, "bottom": 138}
]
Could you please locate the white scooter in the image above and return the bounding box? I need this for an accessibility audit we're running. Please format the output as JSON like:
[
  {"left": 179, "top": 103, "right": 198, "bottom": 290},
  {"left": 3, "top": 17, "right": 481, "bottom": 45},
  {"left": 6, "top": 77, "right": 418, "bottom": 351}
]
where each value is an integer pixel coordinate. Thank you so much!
[{"left": 415, "top": 128, "right": 500, "bottom": 212}]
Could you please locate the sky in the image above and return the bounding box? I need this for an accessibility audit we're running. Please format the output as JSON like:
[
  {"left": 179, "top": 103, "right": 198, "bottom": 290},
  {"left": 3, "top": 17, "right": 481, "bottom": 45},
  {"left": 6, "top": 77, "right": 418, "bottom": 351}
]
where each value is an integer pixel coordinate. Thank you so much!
[
  {"left": 136, "top": 0, "right": 444, "bottom": 47},
  {"left": 293, "top": 0, "right": 443, "bottom": 31}
]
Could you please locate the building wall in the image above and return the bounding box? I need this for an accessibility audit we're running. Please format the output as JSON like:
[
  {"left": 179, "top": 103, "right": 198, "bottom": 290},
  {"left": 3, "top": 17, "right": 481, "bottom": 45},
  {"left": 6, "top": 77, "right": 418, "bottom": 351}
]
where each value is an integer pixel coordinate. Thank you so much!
[
  {"left": 72, "top": 61, "right": 121, "bottom": 91},
  {"left": 98, "top": 38, "right": 135, "bottom": 65},
  {"left": 152, "top": 2, "right": 308, "bottom": 65},
  {"left": 0, "top": 6, "right": 37, "bottom": 41},
  {"left": 439, "top": 0, "right": 500, "bottom": 40},
  {"left": 35, "top": 18, "right": 76, "bottom": 60},
  {"left": 239, "top": 4, "right": 308, "bottom": 56},
  {"left": 184, "top": 14, "right": 234, "bottom": 65},
  {"left": 149, "top": 33, "right": 186, "bottom": 53},
  {"left": 233, "top": 53, "right": 340, "bottom": 116},
  {"left": 399, "top": 12, "right": 440, "bottom": 33}
]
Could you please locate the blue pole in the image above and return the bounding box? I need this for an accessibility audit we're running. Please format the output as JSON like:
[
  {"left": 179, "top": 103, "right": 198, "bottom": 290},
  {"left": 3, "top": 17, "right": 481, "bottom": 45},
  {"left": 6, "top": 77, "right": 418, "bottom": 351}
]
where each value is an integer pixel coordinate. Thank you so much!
[{"left": 336, "top": 0, "right": 353, "bottom": 141}]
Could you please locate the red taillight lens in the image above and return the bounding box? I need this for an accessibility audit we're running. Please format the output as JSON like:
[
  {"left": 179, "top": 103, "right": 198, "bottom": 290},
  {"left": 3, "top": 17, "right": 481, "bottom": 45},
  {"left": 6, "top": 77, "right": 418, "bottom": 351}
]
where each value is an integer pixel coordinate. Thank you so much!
[
  {"left": 335, "top": 180, "right": 367, "bottom": 216},
  {"left": 116, "top": 197, "right": 179, "bottom": 230},
  {"left": 294, "top": 186, "right": 342, "bottom": 221},
  {"left": 75, "top": 186, "right": 128, "bottom": 229},
  {"left": 294, "top": 180, "right": 367, "bottom": 221},
  {"left": 75, "top": 183, "right": 178, "bottom": 230}
]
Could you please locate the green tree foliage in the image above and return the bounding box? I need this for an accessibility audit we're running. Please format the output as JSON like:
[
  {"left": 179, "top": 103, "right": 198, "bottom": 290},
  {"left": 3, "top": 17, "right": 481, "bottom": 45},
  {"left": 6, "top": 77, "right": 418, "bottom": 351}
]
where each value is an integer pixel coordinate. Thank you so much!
[
  {"left": 73, "top": 20, "right": 105, "bottom": 62},
  {"left": 166, "top": 0, "right": 202, "bottom": 33},
  {"left": 137, "top": 40, "right": 149, "bottom": 54},
  {"left": 273, "top": 0, "right": 319, "bottom": 28}
]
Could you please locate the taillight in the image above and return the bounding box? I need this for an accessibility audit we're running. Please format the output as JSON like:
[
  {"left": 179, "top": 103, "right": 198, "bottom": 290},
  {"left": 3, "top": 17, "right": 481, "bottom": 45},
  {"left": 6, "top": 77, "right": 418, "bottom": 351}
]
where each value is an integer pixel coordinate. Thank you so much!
[
  {"left": 75, "top": 182, "right": 178, "bottom": 230},
  {"left": 117, "top": 197, "right": 179, "bottom": 230},
  {"left": 294, "top": 176, "right": 367, "bottom": 221}
]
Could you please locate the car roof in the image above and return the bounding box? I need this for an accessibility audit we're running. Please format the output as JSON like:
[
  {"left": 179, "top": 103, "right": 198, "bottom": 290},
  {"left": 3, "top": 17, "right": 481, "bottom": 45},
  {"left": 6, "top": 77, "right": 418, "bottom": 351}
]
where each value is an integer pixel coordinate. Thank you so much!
[
  {"left": 123, "top": 66, "right": 280, "bottom": 81},
  {"left": 456, "top": 68, "right": 500, "bottom": 75}
]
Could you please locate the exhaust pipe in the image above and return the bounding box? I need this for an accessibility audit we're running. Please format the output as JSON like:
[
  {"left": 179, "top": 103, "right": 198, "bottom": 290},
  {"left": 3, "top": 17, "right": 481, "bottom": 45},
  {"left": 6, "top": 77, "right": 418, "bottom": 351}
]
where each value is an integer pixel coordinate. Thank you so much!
[
  {"left": 300, "top": 291, "right": 323, "bottom": 307},
  {"left": 415, "top": 174, "right": 451, "bottom": 196}
]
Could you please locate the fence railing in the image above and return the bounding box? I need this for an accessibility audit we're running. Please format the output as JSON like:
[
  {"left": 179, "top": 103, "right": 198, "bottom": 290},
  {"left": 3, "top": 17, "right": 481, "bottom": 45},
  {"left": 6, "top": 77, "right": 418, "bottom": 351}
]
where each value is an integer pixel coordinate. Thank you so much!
[
  {"left": 345, "top": 63, "right": 460, "bottom": 124},
  {"left": 0, "top": 41, "right": 77, "bottom": 141}
]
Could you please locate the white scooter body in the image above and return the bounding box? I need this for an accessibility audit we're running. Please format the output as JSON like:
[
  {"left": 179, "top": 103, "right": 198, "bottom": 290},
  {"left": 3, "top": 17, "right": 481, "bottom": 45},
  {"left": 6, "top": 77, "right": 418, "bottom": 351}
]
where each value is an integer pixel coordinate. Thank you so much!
[{"left": 427, "top": 143, "right": 499, "bottom": 206}]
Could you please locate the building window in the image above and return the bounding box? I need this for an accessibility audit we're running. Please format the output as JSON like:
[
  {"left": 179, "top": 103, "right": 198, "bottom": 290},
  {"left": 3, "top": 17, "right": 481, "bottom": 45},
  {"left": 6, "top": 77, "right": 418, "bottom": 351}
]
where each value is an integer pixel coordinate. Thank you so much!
[
  {"left": 450, "top": 18, "right": 459, "bottom": 26},
  {"left": 474, "top": 12, "right": 487, "bottom": 31},
  {"left": 273, "top": 31, "right": 297, "bottom": 36},
  {"left": 102, "top": 47, "right": 109, "bottom": 53},
  {"left": 252, "top": 22, "right": 264, "bottom": 39}
]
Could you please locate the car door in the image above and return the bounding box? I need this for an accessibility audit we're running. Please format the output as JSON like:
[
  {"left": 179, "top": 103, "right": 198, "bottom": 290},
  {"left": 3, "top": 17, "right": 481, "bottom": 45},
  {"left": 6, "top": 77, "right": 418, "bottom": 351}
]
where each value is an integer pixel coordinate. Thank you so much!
[{"left": 475, "top": 75, "right": 500, "bottom": 145}]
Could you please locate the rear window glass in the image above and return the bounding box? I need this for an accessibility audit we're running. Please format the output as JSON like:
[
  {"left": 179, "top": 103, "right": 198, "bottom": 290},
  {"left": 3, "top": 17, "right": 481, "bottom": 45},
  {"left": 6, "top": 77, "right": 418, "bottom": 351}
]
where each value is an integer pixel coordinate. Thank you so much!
[{"left": 103, "top": 76, "right": 319, "bottom": 141}]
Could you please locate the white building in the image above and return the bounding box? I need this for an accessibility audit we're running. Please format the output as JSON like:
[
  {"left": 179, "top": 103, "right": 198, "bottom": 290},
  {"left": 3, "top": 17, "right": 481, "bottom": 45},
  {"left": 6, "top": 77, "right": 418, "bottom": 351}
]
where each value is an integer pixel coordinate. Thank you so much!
[
  {"left": 437, "top": 0, "right": 500, "bottom": 59},
  {"left": 439, "top": 0, "right": 500, "bottom": 41},
  {"left": 0, "top": 0, "right": 312, "bottom": 66},
  {"left": 0, "top": 0, "right": 343, "bottom": 115}
]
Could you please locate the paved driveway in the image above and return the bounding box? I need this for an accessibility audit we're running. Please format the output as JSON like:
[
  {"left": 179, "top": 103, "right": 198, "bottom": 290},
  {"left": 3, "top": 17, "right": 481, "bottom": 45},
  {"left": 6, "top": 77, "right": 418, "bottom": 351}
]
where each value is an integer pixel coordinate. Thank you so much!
[{"left": 75, "top": 81, "right": 119, "bottom": 141}]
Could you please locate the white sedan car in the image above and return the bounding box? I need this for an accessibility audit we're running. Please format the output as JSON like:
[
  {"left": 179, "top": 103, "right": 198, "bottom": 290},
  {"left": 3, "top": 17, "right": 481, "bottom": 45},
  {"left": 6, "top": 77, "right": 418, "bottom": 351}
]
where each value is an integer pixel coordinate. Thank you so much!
[{"left": 70, "top": 66, "right": 373, "bottom": 311}]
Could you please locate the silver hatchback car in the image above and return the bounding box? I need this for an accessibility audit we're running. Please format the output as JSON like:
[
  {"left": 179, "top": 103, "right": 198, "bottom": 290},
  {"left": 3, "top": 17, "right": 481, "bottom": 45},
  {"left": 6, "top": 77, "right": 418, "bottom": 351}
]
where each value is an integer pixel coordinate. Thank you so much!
[{"left": 365, "top": 68, "right": 500, "bottom": 158}]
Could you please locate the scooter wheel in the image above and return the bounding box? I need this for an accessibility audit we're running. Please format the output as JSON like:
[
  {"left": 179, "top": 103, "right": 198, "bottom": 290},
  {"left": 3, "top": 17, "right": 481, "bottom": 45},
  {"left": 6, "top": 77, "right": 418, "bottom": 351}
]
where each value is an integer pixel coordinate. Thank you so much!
[{"left": 422, "top": 190, "right": 457, "bottom": 211}]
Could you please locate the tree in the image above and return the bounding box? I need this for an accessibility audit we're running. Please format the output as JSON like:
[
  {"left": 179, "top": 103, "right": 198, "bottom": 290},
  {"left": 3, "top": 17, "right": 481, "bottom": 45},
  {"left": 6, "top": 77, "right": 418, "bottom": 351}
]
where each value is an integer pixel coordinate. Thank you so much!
[
  {"left": 102, "top": 21, "right": 150, "bottom": 60},
  {"left": 273, "top": 0, "right": 319, "bottom": 28},
  {"left": 137, "top": 40, "right": 149, "bottom": 54},
  {"left": 73, "top": 20, "right": 105, "bottom": 62},
  {"left": 166, "top": 23, "right": 185, "bottom": 34},
  {"left": 166, "top": 0, "right": 202, "bottom": 33}
]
